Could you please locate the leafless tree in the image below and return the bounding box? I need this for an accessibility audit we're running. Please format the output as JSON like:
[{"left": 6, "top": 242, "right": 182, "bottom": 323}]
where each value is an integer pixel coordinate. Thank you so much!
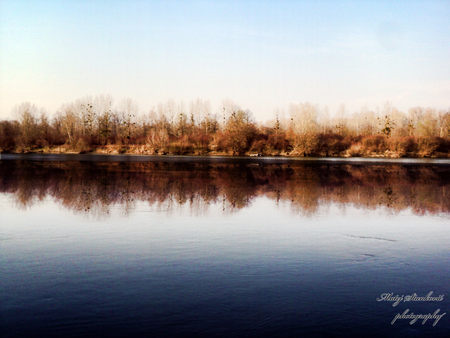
[{"left": 289, "top": 102, "right": 319, "bottom": 155}]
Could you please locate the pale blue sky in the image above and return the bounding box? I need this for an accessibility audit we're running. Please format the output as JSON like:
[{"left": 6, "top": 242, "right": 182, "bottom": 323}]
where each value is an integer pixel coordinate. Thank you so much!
[{"left": 1, "top": 0, "right": 449, "bottom": 121}]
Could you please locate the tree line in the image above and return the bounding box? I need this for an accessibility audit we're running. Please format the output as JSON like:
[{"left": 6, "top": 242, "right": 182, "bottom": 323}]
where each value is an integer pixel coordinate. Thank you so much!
[{"left": 1, "top": 95, "right": 450, "bottom": 157}]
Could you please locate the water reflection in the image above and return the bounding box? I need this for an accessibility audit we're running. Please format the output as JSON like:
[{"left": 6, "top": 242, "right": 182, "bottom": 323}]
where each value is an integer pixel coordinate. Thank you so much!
[{"left": 1, "top": 160, "right": 449, "bottom": 217}]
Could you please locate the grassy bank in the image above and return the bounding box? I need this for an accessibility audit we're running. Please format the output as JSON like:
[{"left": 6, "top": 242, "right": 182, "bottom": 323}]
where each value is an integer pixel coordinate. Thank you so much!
[{"left": 7, "top": 136, "right": 450, "bottom": 159}]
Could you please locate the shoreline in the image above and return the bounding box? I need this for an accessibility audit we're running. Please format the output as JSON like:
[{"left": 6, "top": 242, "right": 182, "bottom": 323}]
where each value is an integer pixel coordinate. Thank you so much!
[
  {"left": 2, "top": 152, "right": 450, "bottom": 165},
  {"left": 2, "top": 143, "right": 450, "bottom": 159}
]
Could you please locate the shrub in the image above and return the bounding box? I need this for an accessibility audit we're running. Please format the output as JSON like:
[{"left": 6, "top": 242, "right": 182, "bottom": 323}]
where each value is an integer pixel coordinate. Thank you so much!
[
  {"left": 0, "top": 121, "right": 18, "bottom": 152},
  {"left": 347, "top": 143, "right": 363, "bottom": 156},
  {"left": 166, "top": 137, "right": 193, "bottom": 155},
  {"left": 188, "top": 133, "right": 212, "bottom": 152},
  {"left": 74, "top": 137, "right": 92, "bottom": 153},
  {"left": 36, "top": 138, "right": 50, "bottom": 149},
  {"left": 390, "top": 137, "right": 416, "bottom": 155},
  {"left": 290, "top": 133, "right": 319, "bottom": 156},
  {"left": 435, "top": 137, "right": 450, "bottom": 153},
  {"left": 267, "top": 133, "right": 289, "bottom": 151},
  {"left": 361, "top": 135, "right": 388, "bottom": 153},
  {"left": 317, "top": 133, "right": 350, "bottom": 156},
  {"left": 249, "top": 139, "right": 266, "bottom": 153},
  {"left": 416, "top": 136, "right": 438, "bottom": 157}
]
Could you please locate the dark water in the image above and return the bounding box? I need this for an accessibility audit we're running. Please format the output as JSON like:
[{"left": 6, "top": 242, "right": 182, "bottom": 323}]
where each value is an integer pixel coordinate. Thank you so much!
[{"left": 1, "top": 155, "right": 449, "bottom": 337}]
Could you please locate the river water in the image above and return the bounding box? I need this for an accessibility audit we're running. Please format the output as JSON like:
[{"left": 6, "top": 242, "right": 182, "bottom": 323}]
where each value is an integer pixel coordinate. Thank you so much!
[{"left": 1, "top": 155, "right": 449, "bottom": 337}]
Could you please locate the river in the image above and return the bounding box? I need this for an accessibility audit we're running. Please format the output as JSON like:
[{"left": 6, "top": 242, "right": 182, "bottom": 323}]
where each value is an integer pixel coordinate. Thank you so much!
[{"left": 1, "top": 155, "right": 449, "bottom": 337}]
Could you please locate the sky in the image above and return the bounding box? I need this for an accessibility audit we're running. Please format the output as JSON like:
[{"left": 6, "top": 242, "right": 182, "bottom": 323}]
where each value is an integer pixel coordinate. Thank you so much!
[{"left": 1, "top": 0, "right": 449, "bottom": 121}]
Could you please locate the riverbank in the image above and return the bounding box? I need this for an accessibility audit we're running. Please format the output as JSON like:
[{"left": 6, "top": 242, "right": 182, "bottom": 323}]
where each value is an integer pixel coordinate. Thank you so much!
[
  {"left": 4, "top": 144, "right": 450, "bottom": 159},
  {"left": 2, "top": 152, "right": 450, "bottom": 167}
]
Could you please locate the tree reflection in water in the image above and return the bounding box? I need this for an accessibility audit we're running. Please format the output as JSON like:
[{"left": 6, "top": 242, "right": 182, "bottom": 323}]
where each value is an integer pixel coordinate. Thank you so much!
[{"left": 1, "top": 160, "right": 449, "bottom": 218}]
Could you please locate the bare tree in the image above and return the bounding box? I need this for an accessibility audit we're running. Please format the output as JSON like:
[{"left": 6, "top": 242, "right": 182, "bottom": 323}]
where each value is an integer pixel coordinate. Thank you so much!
[
  {"left": 58, "top": 103, "right": 80, "bottom": 144},
  {"left": 317, "top": 106, "right": 331, "bottom": 134},
  {"left": 416, "top": 108, "right": 438, "bottom": 137},
  {"left": 289, "top": 102, "right": 319, "bottom": 155},
  {"left": 95, "top": 94, "right": 114, "bottom": 144},
  {"left": 438, "top": 110, "right": 450, "bottom": 137},
  {"left": 147, "top": 129, "right": 169, "bottom": 153},
  {"left": 224, "top": 109, "right": 256, "bottom": 155},
  {"left": 189, "top": 98, "right": 210, "bottom": 128},
  {"left": 333, "top": 103, "right": 348, "bottom": 136},
  {"left": 14, "top": 102, "right": 39, "bottom": 147},
  {"left": 221, "top": 99, "right": 240, "bottom": 131},
  {"left": 118, "top": 98, "right": 138, "bottom": 142},
  {"left": 175, "top": 100, "right": 187, "bottom": 136},
  {"left": 164, "top": 99, "right": 176, "bottom": 135},
  {"left": 376, "top": 101, "right": 397, "bottom": 137}
]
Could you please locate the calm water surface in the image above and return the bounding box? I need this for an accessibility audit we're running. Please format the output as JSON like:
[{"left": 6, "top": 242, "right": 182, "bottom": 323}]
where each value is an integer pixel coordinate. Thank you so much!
[{"left": 1, "top": 156, "right": 449, "bottom": 337}]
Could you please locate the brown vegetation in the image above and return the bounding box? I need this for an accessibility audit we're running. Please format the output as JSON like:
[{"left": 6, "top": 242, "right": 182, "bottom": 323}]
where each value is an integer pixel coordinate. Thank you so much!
[{"left": 1, "top": 97, "right": 449, "bottom": 157}]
